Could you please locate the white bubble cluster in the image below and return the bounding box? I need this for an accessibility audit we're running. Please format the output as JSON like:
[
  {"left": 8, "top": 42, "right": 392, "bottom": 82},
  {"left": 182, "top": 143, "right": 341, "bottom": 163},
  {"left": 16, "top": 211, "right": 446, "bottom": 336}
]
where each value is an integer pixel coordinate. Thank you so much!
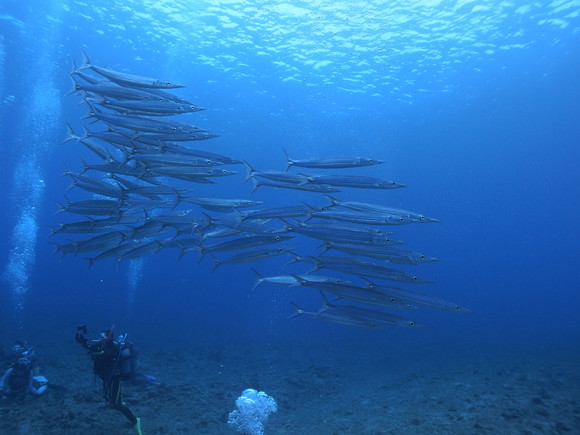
[{"left": 228, "top": 388, "right": 278, "bottom": 435}]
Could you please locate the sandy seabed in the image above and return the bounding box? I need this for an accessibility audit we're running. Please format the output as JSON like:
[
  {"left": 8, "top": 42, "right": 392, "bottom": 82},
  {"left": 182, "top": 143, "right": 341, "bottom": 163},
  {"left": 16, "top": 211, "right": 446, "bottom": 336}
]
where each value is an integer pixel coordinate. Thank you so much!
[{"left": 1, "top": 340, "right": 578, "bottom": 435}]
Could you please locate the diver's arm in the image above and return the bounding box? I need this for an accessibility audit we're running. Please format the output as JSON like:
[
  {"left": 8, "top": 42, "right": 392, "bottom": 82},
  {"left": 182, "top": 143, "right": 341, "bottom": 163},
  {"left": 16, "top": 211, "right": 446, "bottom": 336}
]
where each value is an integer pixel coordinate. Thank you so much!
[
  {"left": 28, "top": 375, "right": 47, "bottom": 395},
  {"left": 0, "top": 368, "right": 13, "bottom": 392},
  {"left": 75, "top": 325, "right": 91, "bottom": 349},
  {"left": 75, "top": 331, "right": 90, "bottom": 349}
]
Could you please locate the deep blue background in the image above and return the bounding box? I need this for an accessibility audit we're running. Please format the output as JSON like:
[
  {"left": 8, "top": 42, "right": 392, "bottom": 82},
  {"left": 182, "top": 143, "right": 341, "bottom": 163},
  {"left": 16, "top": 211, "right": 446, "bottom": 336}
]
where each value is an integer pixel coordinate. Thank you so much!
[{"left": 0, "top": 0, "right": 579, "bottom": 361}]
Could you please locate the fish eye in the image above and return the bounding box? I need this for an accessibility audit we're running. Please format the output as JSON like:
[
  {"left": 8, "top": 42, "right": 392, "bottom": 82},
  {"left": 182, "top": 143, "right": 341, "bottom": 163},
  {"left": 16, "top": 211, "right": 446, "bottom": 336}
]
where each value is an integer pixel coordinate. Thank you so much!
[
  {"left": 389, "top": 297, "right": 395, "bottom": 302},
  {"left": 412, "top": 276, "right": 419, "bottom": 281},
  {"left": 165, "top": 81, "right": 171, "bottom": 85},
  {"left": 275, "top": 236, "right": 280, "bottom": 241},
  {"left": 172, "top": 127, "right": 177, "bottom": 131},
  {"left": 409, "top": 321, "right": 415, "bottom": 326},
  {"left": 191, "top": 105, "right": 196, "bottom": 109},
  {"left": 399, "top": 217, "right": 404, "bottom": 222},
  {"left": 203, "top": 133, "right": 209, "bottom": 138}
]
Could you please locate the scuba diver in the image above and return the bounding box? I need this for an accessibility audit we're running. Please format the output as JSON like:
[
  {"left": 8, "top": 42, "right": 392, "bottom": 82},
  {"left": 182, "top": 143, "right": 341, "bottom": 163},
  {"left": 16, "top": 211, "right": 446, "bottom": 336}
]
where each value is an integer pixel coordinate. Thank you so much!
[
  {"left": 75, "top": 325, "right": 158, "bottom": 435},
  {"left": 0, "top": 341, "right": 49, "bottom": 399}
]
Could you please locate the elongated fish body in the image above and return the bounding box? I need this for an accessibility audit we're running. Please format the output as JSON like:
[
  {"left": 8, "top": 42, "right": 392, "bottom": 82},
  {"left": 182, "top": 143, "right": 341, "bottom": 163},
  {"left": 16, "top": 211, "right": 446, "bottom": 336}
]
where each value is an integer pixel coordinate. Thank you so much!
[
  {"left": 318, "top": 294, "right": 426, "bottom": 328},
  {"left": 202, "top": 235, "right": 293, "bottom": 253},
  {"left": 125, "top": 221, "right": 169, "bottom": 240},
  {"left": 293, "top": 279, "right": 417, "bottom": 310},
  {"left": 251, "top": 269, "right": 349, "bottom": 290},
  {"left": 118, "top": 240, "right": 164, "bottom": 261},
  {"left": 242, "top": 205, "right": 311, "bottom": 221},
  {"left": 136, "top": 132, "right": 219, "bottom": 142},
  {"left": 283, "top": 221, "right": 395, "bottom": 245},
  {"left": 56, "top": 198, "right": 122, "bottom": 216},
  {"left": 66, "top": 173, "right": 125, "bottom": 199},
  {"left": 307, "top": 175, "right": 406, "bottom": 189},
  {"left": 283, "top": 149, "right": 385, "bottom": 171},
  {"left": 90, "top": 112, "right": 205, "bottom": 135},
  {"left": 289, "top": 302, "right": 386, "bottom": 329},
  {"left": 318, "top": 261, "right": 433, "bottom": 284},
  {"left": 84, "top": 241, "right": 143, "bottom": 268},
  {"left": 291, "top": 255, "right": 433, "bottom": 284},
  {"left": 82, "top": 53, "right": 185, "bottom": 89},
  {"left": 364, "top": 281, "right": 471, "bottom": 313},
  {"left": 211, "top": 247, "right": 294, "bottom": 271},
  {"left": 147, "top": 166, "right": 238, "bottom": 178},
  {"left": 182, "top": 197, "right": 263, "bottom": 210},
  {"left": 54, "top": 215, "right": 147, "bottom": 235},
  {"left": 81, "top": 161, "right": 161, "bottom": 184},
  {"left": 251, "top": 178, "right": 341, "bottom": 194},
  {"left": 73, "top": 82, "right": 166, "bottom": 101},
  {"left": 321, "top": 243, "right": 435, "bottom": 264},
  {"left": 324, "top": 195, "right": 438, "bottom": 223},
  {"left": 244, "top": 161, "right": 310, "bottom": 185},
  {"left": 159, "top": 145, "right": 242, "bottom": 165},
  {"left": 123, "top": 86, "right": 194, "bottom": 104},
  {"left": 69, "top": 231, "right": 128, "bottom": 254},
  {"left": 309, "top": 210, "right": 415, "bottom": 226},
  {"left": 90, "top": 98, "right": 203, "bottom": 116},
  {"left": 128, "top": 153, "right": 224, "bottom": 167}
]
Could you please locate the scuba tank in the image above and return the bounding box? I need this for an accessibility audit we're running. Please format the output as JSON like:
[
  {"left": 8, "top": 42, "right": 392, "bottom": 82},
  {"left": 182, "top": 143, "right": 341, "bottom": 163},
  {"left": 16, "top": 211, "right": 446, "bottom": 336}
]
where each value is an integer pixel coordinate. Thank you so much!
[{"left": 118, "top": 334, "right": 132, "bottom": 381}]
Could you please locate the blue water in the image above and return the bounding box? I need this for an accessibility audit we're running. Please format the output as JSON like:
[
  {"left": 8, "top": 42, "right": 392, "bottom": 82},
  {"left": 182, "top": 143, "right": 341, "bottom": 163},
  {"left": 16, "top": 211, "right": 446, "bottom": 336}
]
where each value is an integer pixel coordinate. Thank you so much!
[{"left": 1, "top": 1, "right": 579, "bottom": 433}]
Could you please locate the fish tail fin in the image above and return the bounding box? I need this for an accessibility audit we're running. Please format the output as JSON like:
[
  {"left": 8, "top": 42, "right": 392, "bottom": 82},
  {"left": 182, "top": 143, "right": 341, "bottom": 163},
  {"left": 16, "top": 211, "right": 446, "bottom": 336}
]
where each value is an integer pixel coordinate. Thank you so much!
[
  {"left": 278, "top": 218, "right": 293, "bottom": 232},
  {"left": 286, "top": 251, "right": 302, "bottom": 265},
  {"left": 318, "top": 291, "right": 332, "bottom": 311},
  {"left": 323, "top": 194, "right": 338, "bottom": 209},
  {"left": 79, "top": 160, "right": 89, "bottom": 175},
  {"left": 195, "top": 247, "right": 206, "bottom": 264},
  {"left": 282, "top": 147, "right": 293, "bottom": 172},
  {"left": 210, "top": 254, "right": 220, "bottom": 272},
  {"left": 65, "top": 76, "right": 81, "bottom": 96},
  {"left": 66, "top": 178, "right": 78, "bottom": 192},
  {"left": 243, "top": 161, "right": 255, "bottom": 184},
  {"left": 318, "top": 242, "right": 330, "bottom": 255},
  {"left": 250, "top": 268, "right": 263, "bottom": 291},
  {"left": 49, "top": 243, "right": 60, "bottom": 256},
  {"left": 47, "top": 225, "right": 60, "bottom": 238},
  {"left": 70, "top": 57, "right": 79, "bottom": 75},
  {"left": 80, "top": 50, "right": 91, "bottom": 70},
  {"left": 55, "top": 201, "right": 67, "bottom": 214},
  {"left": 63, "top": 123, "right": 79, "bottom": 144},
  {"left": 302, "top": 202, "right": 315, "bottom": 221},
  {"left": 288, "top": 302, "right": 305, "bottom": 319},
  {"left": 231, "top": 208, "right": 244, "bottom": 229},
  {"left": 249, "top": 178, "right": 261, "bottom": 194}
]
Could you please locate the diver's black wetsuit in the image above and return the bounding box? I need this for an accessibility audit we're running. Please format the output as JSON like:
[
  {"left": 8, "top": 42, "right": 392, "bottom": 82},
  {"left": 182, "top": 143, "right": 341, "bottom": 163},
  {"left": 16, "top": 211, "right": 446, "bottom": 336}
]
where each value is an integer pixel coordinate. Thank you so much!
[{"left": 76, "top": 332, "right": 137, "bottom": 426}]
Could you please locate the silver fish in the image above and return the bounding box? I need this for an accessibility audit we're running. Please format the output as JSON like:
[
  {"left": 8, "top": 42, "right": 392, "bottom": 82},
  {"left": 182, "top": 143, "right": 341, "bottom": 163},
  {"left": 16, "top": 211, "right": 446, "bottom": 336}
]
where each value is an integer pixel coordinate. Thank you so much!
[{"left": 283, "top": 148, "right": 385, "bottom": 171}]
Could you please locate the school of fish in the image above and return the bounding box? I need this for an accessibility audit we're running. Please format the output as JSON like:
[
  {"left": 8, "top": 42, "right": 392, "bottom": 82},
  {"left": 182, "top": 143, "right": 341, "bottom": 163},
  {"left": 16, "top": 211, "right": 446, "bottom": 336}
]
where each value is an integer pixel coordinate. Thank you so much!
[{"left": 53, "top": 53, "right": 471, "bottom": 329}]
